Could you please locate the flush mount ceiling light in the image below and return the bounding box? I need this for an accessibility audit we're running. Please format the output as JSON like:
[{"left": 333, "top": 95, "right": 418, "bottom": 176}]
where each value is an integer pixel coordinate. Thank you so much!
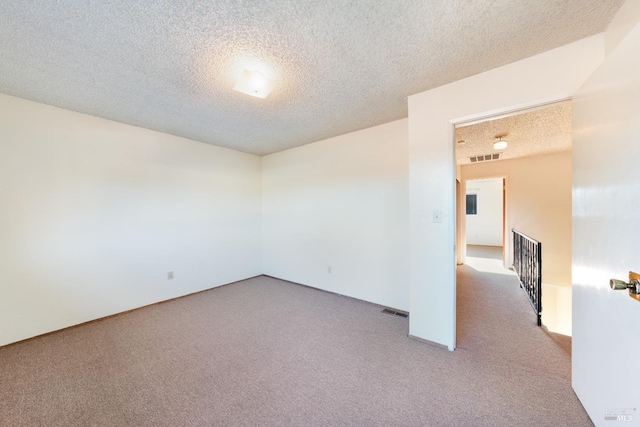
[
  {"left": 493, "top": 136, "right": 508, "bottom": 150},
  {"left": 233, "top": 69, "right": 275, "bottom": 99}
]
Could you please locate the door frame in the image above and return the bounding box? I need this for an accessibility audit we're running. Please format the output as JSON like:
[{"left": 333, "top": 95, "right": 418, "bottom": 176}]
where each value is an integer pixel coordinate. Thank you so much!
[
  {"left": 408, "top": 35, "right": 603, "bottom": 351},
  {"left": 459, "top": 175, "right": 507, "bottom": 267}
]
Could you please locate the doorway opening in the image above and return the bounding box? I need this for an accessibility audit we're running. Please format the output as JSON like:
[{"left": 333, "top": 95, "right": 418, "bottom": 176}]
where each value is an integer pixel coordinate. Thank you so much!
[
  {"left": 465, "top": 177, "right": 506, "bottom": 273},
  {"left": 454, "top": 100, "right": 573, "bottom": 336}
]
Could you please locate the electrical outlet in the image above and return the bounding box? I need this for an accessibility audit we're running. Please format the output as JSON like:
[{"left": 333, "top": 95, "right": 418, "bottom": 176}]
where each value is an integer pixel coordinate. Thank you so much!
[
  {"left": 168, "top": 271, "right": 174, "bottom": 280},
  {"left": 328, "top": 266, "right": 332, "bottom": 274}
]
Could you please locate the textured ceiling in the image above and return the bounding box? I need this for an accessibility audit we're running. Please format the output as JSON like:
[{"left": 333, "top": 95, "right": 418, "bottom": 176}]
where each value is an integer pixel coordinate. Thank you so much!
[
  {"left": 455, "top": 101, "right": 572, "bottom": 164},
  {"left": 0, "top": 1, "right": 624, "bottom": 155}
]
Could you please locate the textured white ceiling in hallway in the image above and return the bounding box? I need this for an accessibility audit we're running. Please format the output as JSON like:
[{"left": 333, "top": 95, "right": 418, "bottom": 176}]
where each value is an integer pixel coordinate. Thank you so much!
[
  {"left": 0, "top": 1, "right": 624, "bottom": 155},
  {"left": 455, "top": 101, "right": 572, "bottom": 164}
]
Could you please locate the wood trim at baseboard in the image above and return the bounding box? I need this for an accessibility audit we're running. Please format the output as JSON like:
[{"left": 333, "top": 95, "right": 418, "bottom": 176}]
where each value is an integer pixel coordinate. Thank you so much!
[
  {"left": 408, "top": 334, "right": 453, "bottom": 351},
  {"left": 0, "top": 274, "right": 263, "bottom": 350}
]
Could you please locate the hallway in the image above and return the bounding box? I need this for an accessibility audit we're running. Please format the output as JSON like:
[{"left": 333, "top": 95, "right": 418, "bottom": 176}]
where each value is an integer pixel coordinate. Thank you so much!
[{"left": 456, "top": 246, "right": 586, "bottom": 424}]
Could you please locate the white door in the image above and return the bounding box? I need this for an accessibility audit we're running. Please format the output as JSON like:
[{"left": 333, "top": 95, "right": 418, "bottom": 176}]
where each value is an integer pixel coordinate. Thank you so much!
[{"left": 572, "top": 22, "right": 640, "bottom": 427}]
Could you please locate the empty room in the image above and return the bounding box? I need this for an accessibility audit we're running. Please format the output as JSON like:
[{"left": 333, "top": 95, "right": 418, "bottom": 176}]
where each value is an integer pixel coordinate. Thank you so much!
[{"left": 1, "top": 1, "right": 639, "bottom": 426}]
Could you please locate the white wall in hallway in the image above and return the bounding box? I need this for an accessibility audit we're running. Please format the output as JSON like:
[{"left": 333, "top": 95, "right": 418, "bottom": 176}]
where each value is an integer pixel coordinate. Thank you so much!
[
  {"left": 462, "top": 152, "right": 572, "bottom": 335},
  {"left": 462, "top": 152, "right": 572, "bottom": 288},
  {"left": 541, "top": 283, "right": 572, "bottom": 336},
  {"left": 465, "top": 178, "right": 503, "bottom": 247},
  {"left": 0, "top": 93, "right": 262, "bottom": 347},
  {"left": 262, "top": 119, "right": 410, "bottom": 311}
]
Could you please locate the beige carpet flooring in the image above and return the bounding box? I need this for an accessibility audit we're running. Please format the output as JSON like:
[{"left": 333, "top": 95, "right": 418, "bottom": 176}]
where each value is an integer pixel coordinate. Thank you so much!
[{"left": 0, "top": 266, "right": 591, "bottom": 426}]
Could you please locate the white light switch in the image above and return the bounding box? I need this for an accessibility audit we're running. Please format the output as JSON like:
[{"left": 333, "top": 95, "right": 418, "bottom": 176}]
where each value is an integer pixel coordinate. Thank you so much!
[{"left": 433, "top": 210, "right": 442, "bottom": 223}]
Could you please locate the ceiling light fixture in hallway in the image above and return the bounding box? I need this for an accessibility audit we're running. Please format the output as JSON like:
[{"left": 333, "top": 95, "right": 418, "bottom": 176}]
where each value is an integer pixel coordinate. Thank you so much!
[{"left": 493, "top": 136, "right": 508, "bottom": 150}]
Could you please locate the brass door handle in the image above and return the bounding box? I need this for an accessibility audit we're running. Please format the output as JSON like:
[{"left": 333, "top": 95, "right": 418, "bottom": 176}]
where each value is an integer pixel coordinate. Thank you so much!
[
  {"left": 610, "top": 278, "right": 639, "bottom": 291},
  {"left": 610, "top": 271, "right": 640, "bottom": 302}
]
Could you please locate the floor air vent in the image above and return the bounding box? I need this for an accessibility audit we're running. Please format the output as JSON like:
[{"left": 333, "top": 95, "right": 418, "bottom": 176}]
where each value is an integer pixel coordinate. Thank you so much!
[
  {"left": 469, "top": 153, "right": 501, "bottom": 163},
  {"left": 382, "top": 308, "right": 409, "bottom": 318}
]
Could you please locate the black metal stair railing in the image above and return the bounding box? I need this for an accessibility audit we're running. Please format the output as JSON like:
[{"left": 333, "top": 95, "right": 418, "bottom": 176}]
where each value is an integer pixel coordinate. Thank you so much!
[{"left": 512, "top": 229, "right": 542, "bottom": 326}]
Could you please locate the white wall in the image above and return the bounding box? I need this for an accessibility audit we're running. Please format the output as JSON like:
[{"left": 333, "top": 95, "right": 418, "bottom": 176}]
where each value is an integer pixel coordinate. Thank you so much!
[
  {"left": 408, "top": 35, "right": 604, "bottom": 349},
  {"left": 572, "top": 10, "right": 640, "bottom": 426},
  {"left": 0, "top": 94, "right": 262, "bottom": 347},
  {"left": 465, "top": 178, "right": 503, "bottom": 246},
  {"left": 462, "top": 152, "right": 572, "bottom": 287},
  {"left": 462, "top": 152, "right": 572, "bottom": 335},
  {"left": 262, "top": 119, "right": 409, "bottom": 311},
  {"left": 604, "top": 0, "right": 640, "bottom": 55}
]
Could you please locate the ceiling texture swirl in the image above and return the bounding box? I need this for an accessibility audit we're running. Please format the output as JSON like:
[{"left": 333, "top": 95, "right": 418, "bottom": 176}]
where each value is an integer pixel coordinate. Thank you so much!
[{"left": 0, "top": 1, "right": 624, "bottom": 155}]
